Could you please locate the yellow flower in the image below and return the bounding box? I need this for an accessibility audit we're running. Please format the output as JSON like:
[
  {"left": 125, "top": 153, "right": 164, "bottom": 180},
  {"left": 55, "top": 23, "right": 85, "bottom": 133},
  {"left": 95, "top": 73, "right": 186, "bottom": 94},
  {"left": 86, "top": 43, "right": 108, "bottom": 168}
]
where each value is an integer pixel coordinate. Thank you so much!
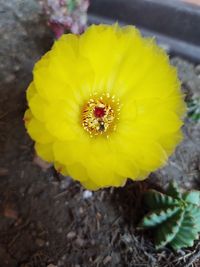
[{"left": 24, "top": 24, "right": 185, "bottom": 190}]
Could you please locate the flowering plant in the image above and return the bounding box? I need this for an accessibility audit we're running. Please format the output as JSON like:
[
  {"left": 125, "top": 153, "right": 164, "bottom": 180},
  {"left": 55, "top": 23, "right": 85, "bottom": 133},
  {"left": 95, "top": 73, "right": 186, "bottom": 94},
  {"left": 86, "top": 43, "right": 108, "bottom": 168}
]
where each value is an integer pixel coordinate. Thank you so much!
[
  {"left": 40, "top": 0, "right": 89, "bottom": 38},
  {"left": 24, "top": 24, "right": 185, "bottom": 190}
]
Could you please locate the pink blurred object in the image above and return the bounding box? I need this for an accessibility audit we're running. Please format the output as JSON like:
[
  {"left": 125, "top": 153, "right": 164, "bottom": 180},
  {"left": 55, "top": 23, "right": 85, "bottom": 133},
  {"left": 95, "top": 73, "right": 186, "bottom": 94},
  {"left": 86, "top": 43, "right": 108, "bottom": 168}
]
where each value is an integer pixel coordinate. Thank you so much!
[
  {"left": 180, "top": 0, "right": 200, "bottom": 5},
  {"left": 40, "top": 0, "right": 89, "bottom": 38}
]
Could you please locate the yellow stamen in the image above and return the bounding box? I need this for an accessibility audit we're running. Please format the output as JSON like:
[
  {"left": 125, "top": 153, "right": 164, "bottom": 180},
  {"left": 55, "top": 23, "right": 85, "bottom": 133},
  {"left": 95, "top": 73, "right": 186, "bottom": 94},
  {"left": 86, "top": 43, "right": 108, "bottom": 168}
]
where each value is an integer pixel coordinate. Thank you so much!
[{"left": 81, "top": 93, "right": 120, "bottom": 137}]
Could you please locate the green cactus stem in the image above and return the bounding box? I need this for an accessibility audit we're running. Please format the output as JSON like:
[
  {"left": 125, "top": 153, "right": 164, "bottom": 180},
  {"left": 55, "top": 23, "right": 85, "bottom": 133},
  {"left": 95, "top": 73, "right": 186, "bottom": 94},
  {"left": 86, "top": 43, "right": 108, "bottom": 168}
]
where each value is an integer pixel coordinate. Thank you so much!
[
  {"left": 138, "top": 181, "right": 200, "bottom": 250},
  {"left": 187, "top": 97, "right": 200, "bottom": 122}
]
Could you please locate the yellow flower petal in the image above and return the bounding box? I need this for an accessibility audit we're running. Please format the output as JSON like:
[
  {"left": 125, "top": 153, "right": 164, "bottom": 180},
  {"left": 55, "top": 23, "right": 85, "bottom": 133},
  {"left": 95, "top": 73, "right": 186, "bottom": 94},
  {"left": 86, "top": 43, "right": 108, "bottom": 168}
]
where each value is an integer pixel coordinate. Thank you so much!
[
  {"left": 35, "top": 142, "right": 54, "bottom": 162},
  {"left": 27, "top": 117, "right": 54, "bottom": 144},
  {"left": 67, "top": 163, "right": 89, "bottom": 182},
  {"left": 25, "top": 24, "right": 185, "bottom": 190},
  {"left": 23, "top": 109, "right": 32, "bottom": 127},
  {"left": 26, "top": 82, "right": 37, "bottom": 102},
  {"left": 29, "top": 93, "right": 47, "bottom": 122},
  {"left": 54, "top": 162, "right": 69, "bottom": 176}
]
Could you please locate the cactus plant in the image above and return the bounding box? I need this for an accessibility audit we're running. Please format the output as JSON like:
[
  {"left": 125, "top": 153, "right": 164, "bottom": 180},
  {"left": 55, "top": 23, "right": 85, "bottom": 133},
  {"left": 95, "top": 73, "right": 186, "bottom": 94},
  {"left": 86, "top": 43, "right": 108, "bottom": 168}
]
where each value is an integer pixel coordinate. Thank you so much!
[
  {"left": 187, "top": 97, "right": 200, "bottom": 122},
  {"left": 139, "top": 182, "right": 200, "bottom": 250}
]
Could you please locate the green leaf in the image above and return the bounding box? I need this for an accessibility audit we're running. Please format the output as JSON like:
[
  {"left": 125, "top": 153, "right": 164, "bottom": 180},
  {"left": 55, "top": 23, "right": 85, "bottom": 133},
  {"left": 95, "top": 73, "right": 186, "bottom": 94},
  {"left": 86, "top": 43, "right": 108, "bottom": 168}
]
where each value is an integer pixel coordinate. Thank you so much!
[
  {"left": 155, "top": 209, "right": 184, "bottom": 249},
  {"left": 183, "top": 191, "right": 200, "bottom": 205},
  {"left": 144, "top": 190, "right": 180, "bottom": 209},
  {"left": 170, "top": 213, "right": 199, "bottom": 250},
  {"left": 191, "top": 113, "right": 200, "bottom": 121},
  {"left": 186, "top": 204, "right": 200, "bottom": 231},
  {"left": 166, "top": 181, "right": 182, "bottom": 199},
  {"left": 139, "top": 207, "right": 181, "bottom": 228},
  {"left": 140, "top": 184, "right": 200, "bottom": 250}
]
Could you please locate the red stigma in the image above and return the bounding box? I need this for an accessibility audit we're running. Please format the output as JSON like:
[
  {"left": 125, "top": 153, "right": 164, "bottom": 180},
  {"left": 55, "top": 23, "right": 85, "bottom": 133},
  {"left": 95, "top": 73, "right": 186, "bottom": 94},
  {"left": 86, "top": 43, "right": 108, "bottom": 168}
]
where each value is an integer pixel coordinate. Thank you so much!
[{"left": 94, "top": 107, "right": 106, "bottom": 118}]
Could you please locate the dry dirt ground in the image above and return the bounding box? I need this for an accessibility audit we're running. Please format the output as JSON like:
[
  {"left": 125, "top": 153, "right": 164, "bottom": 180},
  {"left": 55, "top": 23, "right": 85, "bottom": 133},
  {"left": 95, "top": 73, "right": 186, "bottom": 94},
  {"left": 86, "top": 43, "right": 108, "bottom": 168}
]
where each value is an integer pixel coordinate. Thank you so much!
[{"left": 1, "top": 1, "right": 200, "bottom": 267}]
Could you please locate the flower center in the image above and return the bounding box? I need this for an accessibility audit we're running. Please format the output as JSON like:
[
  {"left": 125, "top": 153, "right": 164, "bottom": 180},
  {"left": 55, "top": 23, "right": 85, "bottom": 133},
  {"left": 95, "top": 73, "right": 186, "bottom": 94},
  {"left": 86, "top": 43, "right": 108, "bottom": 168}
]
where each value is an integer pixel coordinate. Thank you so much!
[
  {"left": 81, "top": 93, "right": 120, "bottom": 137},
  {"left": 94, "top": 107, "right": 106, "bottom": 118}
]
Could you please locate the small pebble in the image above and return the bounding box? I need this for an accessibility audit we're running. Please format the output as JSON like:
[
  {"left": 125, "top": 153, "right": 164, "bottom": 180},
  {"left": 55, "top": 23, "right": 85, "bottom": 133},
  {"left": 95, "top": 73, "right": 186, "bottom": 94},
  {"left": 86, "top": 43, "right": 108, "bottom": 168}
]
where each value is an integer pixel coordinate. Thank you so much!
[
  {"left": 75, "top": 237, "right": 85, "bottom": 247},
  {"left": 57, "top": 260, "right": 62, "bottom": 267},
  {"left": 83, "top": 190, "right": 93, "bottom": 199},
  {"left": 67, "top": 231, "right": 76, "bottom": 240},
  {"left": 60, "top": 178, "right": 71, "bottom": 190},
  {"left": 79, "top": 207, "right": 84, "bottom": 214},
  {"left": 103, "top": 255, "right": 112, "bottom": 265},
  {"left": 5, "top": 74, "right": 16, "bottom": 83},
  {"left": 14, "top": 65, "right": 20, "bottom": 71}
]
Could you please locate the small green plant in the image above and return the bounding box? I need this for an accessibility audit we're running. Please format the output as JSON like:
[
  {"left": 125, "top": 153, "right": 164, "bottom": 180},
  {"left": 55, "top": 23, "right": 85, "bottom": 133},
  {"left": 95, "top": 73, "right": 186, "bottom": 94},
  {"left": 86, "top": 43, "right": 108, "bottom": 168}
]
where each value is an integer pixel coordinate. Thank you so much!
[
  {"left": 139, "top": 182, "right": 200, "bottom": 250},
  {"left": 187, "top": 97, "right": 200, "bottom": 122}
]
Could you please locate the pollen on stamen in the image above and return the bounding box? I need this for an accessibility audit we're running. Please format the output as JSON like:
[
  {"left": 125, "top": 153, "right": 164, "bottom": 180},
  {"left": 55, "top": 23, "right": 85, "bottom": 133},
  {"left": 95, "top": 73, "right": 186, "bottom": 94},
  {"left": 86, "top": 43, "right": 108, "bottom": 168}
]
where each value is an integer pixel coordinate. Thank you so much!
[{"left": 81, "top": 94, "right": 120, "bottom": 137}]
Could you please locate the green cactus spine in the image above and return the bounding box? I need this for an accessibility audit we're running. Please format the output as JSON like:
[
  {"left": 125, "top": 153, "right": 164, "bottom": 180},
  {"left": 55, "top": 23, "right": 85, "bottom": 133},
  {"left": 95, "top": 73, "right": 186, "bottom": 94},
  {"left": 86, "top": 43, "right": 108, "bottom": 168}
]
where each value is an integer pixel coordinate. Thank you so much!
[{"left": 139, "top": 182, "right": 200, "bottom": 250}]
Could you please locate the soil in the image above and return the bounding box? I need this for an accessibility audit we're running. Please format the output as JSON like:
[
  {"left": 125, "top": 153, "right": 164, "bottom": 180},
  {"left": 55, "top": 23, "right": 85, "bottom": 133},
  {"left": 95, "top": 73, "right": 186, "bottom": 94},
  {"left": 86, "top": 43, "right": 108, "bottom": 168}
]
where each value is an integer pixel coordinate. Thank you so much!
[{"left": 1, "top": 1, "right": 200, "bottom": 267}]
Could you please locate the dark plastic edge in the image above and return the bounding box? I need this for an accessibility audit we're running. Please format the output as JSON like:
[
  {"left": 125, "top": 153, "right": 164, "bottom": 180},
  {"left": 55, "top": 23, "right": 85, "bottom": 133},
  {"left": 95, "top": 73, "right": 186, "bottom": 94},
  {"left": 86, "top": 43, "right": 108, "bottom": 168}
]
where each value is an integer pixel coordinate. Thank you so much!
[{"left": 88, "top": 0, "right": 200, "bottom": 63}]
